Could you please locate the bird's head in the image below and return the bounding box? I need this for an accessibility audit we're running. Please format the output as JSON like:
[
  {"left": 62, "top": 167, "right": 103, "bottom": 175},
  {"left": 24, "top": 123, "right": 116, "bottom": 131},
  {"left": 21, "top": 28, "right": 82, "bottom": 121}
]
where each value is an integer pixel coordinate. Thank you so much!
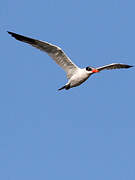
[{"left": 85, "top": 66, "right": 99, "bottom": 74}]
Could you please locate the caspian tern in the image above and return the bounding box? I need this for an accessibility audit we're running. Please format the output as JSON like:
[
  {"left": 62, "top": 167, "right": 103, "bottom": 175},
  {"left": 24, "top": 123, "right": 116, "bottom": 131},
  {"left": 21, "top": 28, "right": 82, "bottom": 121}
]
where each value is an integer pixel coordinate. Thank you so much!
[{"left": 8, "top": 31, "right": 133, "bottom": 90}]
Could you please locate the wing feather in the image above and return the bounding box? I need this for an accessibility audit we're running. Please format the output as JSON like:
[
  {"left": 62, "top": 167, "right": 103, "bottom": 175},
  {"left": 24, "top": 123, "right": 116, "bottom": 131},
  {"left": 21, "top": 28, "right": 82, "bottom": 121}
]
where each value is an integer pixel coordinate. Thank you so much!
[
  {"left": 97, "top": 63, "right": 133, "bottom": 72},
  {"left": 8, "top": 31, "right": 79, "bottom": 79}
]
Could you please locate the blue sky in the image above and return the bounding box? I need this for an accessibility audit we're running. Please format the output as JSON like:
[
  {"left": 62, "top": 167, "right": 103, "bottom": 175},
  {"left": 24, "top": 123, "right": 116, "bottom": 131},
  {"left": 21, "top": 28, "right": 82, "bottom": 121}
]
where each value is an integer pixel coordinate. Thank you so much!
[{"left": 1, "top": 0, "right": 135, "bottom": 179}]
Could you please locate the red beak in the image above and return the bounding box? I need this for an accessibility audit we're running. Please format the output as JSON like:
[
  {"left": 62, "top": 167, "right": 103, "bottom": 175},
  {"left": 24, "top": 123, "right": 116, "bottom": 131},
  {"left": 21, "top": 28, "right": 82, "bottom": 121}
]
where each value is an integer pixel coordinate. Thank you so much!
[{"left": 92, "top": 69, "right": 99, "bottom": 73}]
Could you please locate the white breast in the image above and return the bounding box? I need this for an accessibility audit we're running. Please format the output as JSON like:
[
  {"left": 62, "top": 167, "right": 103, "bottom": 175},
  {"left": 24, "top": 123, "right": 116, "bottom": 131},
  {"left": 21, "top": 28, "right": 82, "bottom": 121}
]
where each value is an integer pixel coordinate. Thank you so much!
[{"left": 69, "top": 69, "right": 91, "bottom": 87}]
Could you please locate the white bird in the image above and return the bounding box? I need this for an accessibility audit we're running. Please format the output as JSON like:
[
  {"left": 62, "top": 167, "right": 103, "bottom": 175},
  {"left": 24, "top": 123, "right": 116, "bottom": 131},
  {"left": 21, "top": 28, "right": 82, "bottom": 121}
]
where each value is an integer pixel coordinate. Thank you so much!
[{"left": 8, "top": 31, "right": 133, "bottom": 90}]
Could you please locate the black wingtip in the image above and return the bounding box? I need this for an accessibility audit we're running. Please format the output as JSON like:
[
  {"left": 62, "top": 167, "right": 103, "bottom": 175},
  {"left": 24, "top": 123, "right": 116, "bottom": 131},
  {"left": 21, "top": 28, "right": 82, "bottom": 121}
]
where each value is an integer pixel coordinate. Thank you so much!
[
  {"left": 7, "top": 31, "right": 11, "bottom": 34},
  {"left": 7, "top": 31, "right": 22, "bottom": 40},
  {"left": 126, "top": 65, "right": 134, "bottom": 68},
  {"left": 7, "top": 31, "right": 16, "bottom": 36},
  {"left": 7, "top": 31, "right": 36, "bottom": 44},
  {"left": 120, "top": 64, "right": 134, "bottom": 69}
]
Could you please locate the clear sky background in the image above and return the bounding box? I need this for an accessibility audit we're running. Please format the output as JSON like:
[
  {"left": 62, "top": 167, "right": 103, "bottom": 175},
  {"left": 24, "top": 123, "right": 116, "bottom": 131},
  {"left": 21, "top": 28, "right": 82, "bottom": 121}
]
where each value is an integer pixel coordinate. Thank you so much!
[{"left": 1, "top": 0, "right": 135, "bottom": 179}]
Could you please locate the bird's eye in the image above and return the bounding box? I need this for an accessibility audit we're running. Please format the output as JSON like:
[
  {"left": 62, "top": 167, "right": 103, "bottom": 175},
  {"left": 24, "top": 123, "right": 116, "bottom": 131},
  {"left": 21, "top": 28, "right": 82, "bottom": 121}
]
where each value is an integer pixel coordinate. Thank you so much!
[{"left": 86, "top": 67, "right": 92, "bottom": 71}]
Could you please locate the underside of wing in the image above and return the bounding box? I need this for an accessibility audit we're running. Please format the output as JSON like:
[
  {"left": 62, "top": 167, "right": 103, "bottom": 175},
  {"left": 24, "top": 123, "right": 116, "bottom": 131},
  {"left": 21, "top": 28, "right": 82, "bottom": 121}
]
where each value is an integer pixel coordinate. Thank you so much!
[
  {"left": 8, "top": 31, "right": 79, "bottom": 79},
  {"left": 97, "top": 63, "right": 133, "bottom": 72}
]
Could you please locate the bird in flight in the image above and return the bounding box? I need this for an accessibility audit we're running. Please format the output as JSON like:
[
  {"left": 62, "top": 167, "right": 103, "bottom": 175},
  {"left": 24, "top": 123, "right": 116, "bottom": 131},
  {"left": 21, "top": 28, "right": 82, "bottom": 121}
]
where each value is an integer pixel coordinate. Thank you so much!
[{"left": 8, "top": 31, "right": 133, "bottom": 90}]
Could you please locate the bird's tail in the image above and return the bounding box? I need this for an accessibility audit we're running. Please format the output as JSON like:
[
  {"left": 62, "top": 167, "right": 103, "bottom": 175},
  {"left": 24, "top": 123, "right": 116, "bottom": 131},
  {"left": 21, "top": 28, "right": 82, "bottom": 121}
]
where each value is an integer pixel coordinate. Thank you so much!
[
  {"left": 58, "top": 84, "right": 70, "bottom": 91},
  {"left": 58, "top": 85, "right": 66, "bottom": 91}
]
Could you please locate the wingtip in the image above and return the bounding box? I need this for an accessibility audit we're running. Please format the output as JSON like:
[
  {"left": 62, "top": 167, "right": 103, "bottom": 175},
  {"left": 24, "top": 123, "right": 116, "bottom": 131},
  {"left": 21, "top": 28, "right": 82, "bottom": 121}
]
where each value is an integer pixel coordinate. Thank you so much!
[
  {"left": 127, "top": 65, "right": 134, "bottom": 68},
  {"left": 7, "top": 31, "right": 16, "bottom": 37},
  {"left": 7, "top": 31, "right": 21, "bottom": 41},
  {"left": 121, "top": 64, "right": 134, "bottom": 68},
  {"left": 7, "top": 31, "right": 13, "bottom": 35},
  {"left": 7, "top": 31, "right": 36, "bottom": 44}
]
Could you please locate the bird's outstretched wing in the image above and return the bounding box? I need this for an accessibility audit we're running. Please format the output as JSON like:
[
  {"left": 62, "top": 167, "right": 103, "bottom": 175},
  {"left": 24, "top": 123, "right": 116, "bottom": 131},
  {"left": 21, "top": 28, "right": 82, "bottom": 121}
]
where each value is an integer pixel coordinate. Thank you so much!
[
  {"left": 97, "top": 63, "right": 133, "bottom": 72},
  {"left": 8, "top": 31, "right": 79, "bottom": 79}
]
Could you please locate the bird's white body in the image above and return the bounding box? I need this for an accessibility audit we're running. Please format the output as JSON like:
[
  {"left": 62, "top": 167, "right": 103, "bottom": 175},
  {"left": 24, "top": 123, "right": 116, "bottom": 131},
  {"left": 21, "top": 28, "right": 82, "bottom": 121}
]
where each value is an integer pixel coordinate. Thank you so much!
[
  {"left": 8, "top": 31, "right": 133, "bottom": 90},
  {"left": 67, "top": 68, "right": 91, "bottom": 88}
]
